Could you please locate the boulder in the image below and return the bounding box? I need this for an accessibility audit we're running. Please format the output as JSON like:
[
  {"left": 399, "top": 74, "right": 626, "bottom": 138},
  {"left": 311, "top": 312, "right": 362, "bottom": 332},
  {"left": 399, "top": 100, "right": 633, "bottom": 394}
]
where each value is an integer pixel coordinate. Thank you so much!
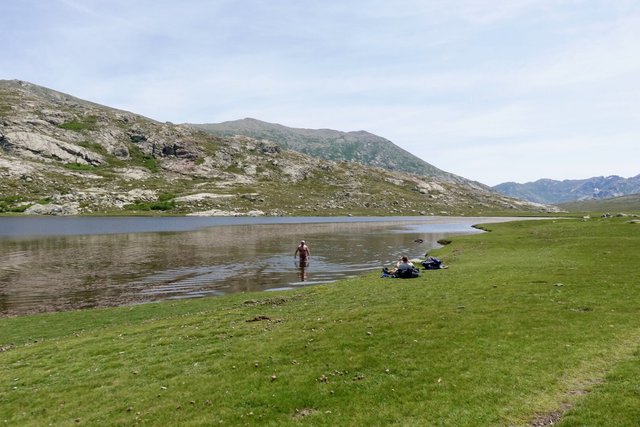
[
  {"left": 24, "top": 203, "right": 79, "bottom": 215},
  {"left": 2, "top": 131, "right": 104, "bottom": 165}
]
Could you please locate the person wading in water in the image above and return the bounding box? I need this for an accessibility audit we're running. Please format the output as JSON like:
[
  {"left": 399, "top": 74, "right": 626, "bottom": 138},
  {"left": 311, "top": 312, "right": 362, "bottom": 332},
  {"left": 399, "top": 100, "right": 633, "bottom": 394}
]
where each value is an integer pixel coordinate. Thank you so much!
[{"left": 294, "top": 240, "right": 310, "bottom": 267}]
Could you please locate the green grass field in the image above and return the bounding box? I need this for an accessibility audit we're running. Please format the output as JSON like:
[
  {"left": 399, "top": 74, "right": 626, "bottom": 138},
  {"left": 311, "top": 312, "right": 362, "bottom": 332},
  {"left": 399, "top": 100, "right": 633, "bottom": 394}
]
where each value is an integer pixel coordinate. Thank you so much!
[{"left": 1, "top": 217, "right": 639, "bottom": 426}]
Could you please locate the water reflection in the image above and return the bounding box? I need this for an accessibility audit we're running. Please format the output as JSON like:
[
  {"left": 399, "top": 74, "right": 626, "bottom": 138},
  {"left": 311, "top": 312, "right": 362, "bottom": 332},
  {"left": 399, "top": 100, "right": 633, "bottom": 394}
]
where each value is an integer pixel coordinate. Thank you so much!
[
  {"left": 0, "top": 217, "right": 511, "bottom": 316},
  {"left": 296, "top": 259, "right": 309, "bottom": 282}
]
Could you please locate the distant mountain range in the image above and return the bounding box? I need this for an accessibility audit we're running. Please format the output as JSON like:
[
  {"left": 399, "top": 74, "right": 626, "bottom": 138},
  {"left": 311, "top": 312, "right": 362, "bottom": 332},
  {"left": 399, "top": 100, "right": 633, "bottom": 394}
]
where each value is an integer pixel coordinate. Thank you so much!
[
  {"left": 191, "top": 118, "right": 472, "bottom": 185},
  {"left": 493, "top": 175, "right": 640, "bottom": 204}
]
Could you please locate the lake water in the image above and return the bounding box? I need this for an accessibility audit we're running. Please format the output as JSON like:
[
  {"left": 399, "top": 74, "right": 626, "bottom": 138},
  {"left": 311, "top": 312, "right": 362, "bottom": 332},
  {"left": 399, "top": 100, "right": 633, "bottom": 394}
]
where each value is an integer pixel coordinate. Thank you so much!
[{"left": 0, "top": 216, "right": 517, "bottom": 316}]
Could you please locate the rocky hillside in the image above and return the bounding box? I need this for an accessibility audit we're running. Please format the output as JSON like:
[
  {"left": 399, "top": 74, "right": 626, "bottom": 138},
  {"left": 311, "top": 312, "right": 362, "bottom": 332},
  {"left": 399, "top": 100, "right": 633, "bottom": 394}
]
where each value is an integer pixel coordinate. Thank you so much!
[
  {"left": 0, "top": 79, "right": 556, "bottom": 216},
  {"left": 192, "top": 118, "right": 470, "bottom": 184},
  {"left": 493, "top": 175, "right": 640, "bottom": 204}
]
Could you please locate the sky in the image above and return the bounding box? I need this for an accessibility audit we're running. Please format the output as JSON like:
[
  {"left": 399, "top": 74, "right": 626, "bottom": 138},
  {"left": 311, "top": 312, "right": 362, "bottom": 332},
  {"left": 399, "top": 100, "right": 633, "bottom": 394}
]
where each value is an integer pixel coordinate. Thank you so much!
[{"left": 2, "top": 0, "right": 639, "bottom": 186}]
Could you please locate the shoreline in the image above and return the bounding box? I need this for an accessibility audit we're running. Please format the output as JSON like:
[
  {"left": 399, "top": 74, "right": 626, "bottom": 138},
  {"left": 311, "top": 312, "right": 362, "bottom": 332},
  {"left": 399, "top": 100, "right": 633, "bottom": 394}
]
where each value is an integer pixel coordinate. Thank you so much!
[
  {"left": 0, "top": 215, "right": 542, "bottom": 239},
  {"left": 0, "top": 216, "right": 543, "bottom": 318}
]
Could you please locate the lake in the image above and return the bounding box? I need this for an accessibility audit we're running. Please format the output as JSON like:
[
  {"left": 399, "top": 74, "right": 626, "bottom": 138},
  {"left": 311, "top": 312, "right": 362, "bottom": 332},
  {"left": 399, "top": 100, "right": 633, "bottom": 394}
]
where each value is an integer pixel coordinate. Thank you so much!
[{"left": 0, "top": 216, "right": 517, "bottom": 316}]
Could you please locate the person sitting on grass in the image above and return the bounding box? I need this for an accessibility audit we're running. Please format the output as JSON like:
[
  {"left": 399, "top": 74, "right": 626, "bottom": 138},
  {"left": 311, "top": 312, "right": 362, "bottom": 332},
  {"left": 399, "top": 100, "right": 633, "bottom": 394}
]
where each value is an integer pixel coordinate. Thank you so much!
[
  {"left": 396, "top": 256, "right": 414, "bottom": 275},
  {"left": 382, "top": 256, "right": 420, "bottom": 278}
]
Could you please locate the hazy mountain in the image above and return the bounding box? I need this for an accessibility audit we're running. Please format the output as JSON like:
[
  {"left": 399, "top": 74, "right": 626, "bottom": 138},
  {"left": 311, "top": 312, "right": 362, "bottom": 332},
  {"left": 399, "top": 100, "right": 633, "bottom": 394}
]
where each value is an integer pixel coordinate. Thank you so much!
[
  {"left": 192, "top": 118, "right": 472, "bottom": 184},
  {"left": 0, "top": 79, "right": 556, "bottom": 216},
  {"left": 493, "top": 175, "right": 640, "bottom": 204}
]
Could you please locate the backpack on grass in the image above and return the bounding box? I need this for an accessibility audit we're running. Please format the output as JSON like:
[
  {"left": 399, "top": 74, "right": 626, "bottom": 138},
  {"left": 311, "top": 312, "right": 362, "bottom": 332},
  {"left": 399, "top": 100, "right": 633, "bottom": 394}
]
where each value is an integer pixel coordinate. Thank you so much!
[{"left": 421, "top": 256, "right": 444, "bottom": 270}]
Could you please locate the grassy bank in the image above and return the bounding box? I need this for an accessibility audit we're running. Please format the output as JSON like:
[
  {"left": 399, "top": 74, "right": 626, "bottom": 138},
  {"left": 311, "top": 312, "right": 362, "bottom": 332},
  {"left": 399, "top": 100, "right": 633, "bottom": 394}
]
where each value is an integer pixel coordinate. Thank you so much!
[{"left": 1, "top": 217, "right": 639, "bottom": 426}]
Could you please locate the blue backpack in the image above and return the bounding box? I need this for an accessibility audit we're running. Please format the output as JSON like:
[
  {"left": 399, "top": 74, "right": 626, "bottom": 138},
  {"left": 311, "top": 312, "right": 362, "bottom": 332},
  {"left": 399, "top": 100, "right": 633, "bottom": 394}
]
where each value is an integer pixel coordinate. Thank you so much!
[{"left": 421, "top": 256, "right": 443, "bottom": 270}]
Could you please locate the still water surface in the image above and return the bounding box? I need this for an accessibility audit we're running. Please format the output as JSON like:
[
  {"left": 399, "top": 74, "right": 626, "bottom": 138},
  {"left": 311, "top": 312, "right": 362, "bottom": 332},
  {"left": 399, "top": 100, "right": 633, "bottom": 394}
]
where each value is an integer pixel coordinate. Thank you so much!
[{"left": 0, "top": 216, "right": 515, "bottom": 316}]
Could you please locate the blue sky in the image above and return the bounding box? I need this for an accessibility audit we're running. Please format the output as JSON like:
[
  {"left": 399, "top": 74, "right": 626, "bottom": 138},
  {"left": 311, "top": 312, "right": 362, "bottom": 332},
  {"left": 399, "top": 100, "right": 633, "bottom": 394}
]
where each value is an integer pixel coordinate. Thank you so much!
[{"left": 2, "top": 0, "right": 639, "bottom": 185}]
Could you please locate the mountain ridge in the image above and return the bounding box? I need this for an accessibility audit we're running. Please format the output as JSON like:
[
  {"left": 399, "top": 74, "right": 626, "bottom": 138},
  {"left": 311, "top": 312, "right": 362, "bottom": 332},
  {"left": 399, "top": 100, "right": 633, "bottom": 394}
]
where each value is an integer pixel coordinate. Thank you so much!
[
  {"left": 191, "top": 118, "right": 475, "bottom": 185},
  {"left": 0, "top": 79, "right": 555, "bottom": 216},
  {"left": 493, "top": 175, "right": 640, "bottom": 204}
]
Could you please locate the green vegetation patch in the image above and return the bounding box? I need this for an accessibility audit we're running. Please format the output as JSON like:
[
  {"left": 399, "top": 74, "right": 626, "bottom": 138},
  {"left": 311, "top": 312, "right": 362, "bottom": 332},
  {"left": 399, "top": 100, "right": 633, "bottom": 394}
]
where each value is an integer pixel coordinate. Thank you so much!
[
  {"left": 124, "top": 193, "right": 176, "bottom": 212},
  {"left": 127, "top": 144, "right": 158, "bottom": 172},
  {"left": 77, "top": 140, "right": 108, "bottom": 156},
  {"left": 0, "top": 195, "right": 29, "bottom": 213},
  {"left": 225, "top": 164, "right": 244, "bottom": 174},
  {"left": 0, "top": 104, "right": 12, "bottom": 118},
  {"left": 1, "top": 217, "right": 638, "bottom": 425},
  {"left": 124, "top": 200, "right": 175, "bottom": 212},
  {"left": 63, "top": 162, "right": 94, "bottom": 171},
  {"left": 58, "top": 115, "right": 98, "bottom": 132},
  {"left": 157, "top": 192, "right": 175, "bottom": 202},
  {"left": 0, "top": 90, "right": 19, "bottom": 118}
]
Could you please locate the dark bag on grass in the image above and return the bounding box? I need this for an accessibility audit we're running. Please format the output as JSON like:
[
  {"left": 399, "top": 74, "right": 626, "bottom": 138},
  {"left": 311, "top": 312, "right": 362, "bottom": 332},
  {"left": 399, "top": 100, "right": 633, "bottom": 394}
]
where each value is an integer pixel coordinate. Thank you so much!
[{"left": 421, "top": 256, "right": 443, "bottom": 270}]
